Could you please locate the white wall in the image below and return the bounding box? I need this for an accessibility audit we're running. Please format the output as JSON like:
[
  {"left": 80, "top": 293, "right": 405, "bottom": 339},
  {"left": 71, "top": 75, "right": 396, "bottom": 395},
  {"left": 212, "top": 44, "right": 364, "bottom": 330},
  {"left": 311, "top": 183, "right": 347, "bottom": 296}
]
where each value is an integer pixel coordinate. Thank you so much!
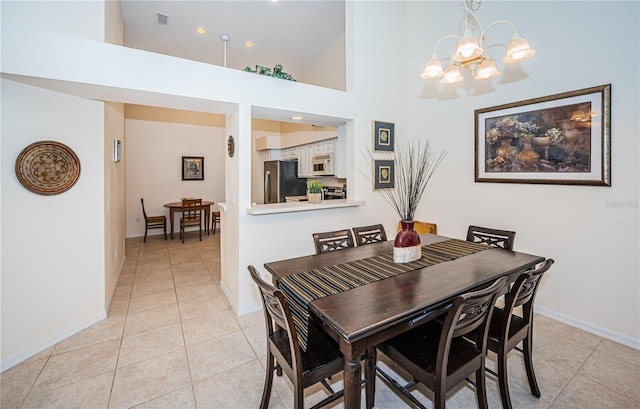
[
  {"left": 300, "top": 33, "right": 346, "bottom": 91},
  {"left": 1, "top": 80, "right": 107, "bottom": 368},
  {"left": 124, "top": 105, "right": 226, "bottom": 237},
  {"left": 404, "top": 1, "right": 639, "bottom": 346}
]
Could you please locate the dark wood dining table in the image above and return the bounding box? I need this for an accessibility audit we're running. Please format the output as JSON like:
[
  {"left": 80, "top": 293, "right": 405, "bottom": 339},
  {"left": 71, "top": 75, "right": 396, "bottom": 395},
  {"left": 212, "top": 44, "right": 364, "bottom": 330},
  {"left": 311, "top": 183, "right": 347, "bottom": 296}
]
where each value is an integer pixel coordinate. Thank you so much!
[
  {"left": 264, "top": 234, "right": 546, "bottom": 409},
  {"left": 163, "top": 200, "right": 214, "bottom": 239}
]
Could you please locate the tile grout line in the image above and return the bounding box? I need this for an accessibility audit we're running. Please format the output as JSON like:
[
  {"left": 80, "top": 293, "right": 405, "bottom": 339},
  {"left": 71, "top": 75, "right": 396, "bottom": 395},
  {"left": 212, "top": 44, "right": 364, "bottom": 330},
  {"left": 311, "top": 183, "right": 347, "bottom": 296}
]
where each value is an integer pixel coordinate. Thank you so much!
[
  {"left": 170, "top": 239, "right": 204, "bottom": 409},
  {"left": 106, "top": 240, "right": 140, "bottom": 409},
  {"left": 546, "top": 338, "right": 603, "bottom": 408}
]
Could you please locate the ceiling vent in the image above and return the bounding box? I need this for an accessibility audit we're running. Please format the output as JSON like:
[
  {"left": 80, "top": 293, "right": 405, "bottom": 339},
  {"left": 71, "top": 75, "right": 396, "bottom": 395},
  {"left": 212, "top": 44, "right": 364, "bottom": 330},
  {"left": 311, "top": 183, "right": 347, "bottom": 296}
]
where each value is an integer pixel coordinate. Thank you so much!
[{"left": 156, "top": 12, "right": 169, "bottom": 26}]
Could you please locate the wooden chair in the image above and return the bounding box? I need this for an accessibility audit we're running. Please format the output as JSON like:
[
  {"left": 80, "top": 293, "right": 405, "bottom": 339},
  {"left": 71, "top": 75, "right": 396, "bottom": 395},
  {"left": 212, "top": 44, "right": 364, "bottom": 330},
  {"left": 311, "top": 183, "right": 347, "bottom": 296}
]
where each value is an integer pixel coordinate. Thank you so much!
[
  {"left": 249, "top": 265, "right": 371, "bottom": 409},
  {"left": 484, "top": 259, "right": 554, "bottom": 409},
  {"left": 466, "top": 225, "right": 516, "bottom": 250},
  {"left": 370, "top": 276, "right": 508, "bottom": 409},
  {"left": 211, "top": 210, "right": 221, "bottom": 234},
  {"left": 352, "top": 224, "right": 387, "bottom": 246},
  {"left": 312, "top": 229, "right": 355, "bottom": 254},
  {"left": 397, "top": 220, "right": 437, "bottom": 235},
  {"left": 140, "top": 198, "right": 166, "bottom": 242},
  {"left": 180, "top": 198, "right": 202, "bottom": 243}
]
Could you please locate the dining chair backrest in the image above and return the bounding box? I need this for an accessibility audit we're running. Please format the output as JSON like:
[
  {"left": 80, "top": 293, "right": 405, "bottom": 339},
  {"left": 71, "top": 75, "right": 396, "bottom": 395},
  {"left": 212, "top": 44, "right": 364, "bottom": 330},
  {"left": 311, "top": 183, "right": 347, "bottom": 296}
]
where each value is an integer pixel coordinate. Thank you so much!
[
  {"left": 466, "top": 225, "right": 516, "bottom": 250},
  {"left": 140, "top": 198, "right": 167, "bottom": 242},
  {"left": 312, "top": 229, "right": 355, "bottom": 254},
  {"left": 180, "top": 198, "right": 202, "bottom": 242},
  {"left": 444, "top": 276, "right": 508, "bottom": 348},
  {"left": 248, "top": 266, "right": 301, "bottom": 370},
  {"left": 181, "top": 198, "right": 202, "bottom": 222},
  {"left": 397, "top": 220, "right": 437, "bottom": 235},
  {"left": 352, "top": 224, "right": 387, "bottom": 246}
]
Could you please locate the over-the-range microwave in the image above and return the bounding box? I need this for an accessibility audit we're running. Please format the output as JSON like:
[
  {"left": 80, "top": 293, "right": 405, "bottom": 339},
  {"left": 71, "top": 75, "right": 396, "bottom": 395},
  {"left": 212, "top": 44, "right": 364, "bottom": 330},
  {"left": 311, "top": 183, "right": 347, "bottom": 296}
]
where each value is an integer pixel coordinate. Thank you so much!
[{"left": 312, "top": 154, "right": 334, "bottom": 176}]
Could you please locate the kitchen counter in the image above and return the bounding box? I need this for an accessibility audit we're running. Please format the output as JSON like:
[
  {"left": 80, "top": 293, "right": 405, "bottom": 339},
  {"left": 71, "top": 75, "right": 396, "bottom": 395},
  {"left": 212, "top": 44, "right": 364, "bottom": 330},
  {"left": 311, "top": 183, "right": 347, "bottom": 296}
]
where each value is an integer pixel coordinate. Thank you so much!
[{"left": 247, "top": 199, "right": 365, "bottom": 215}]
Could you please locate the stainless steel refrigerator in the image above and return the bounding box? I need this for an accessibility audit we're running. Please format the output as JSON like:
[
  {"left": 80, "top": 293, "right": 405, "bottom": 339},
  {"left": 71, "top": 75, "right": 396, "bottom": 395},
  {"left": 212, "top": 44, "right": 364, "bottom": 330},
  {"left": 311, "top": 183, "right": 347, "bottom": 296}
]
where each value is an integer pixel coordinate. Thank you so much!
[{"left": 264, "top": 160, "right": 307, "bottom": 203}]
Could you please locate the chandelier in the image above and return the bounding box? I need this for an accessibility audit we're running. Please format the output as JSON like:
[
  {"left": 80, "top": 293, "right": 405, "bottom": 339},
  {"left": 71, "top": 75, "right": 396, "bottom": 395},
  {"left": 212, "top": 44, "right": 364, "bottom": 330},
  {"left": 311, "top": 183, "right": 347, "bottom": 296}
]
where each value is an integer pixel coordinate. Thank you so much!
[{"left": 421, "top": 0, "right": 536, "bottom": 84}]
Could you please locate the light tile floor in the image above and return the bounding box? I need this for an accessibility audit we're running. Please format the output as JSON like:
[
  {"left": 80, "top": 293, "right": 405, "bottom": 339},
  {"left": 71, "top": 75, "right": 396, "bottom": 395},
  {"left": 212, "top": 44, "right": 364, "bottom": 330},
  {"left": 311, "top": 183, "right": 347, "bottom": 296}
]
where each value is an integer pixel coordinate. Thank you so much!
[{"left": 2, "top": 233, "right": 639, "bottom": 409}]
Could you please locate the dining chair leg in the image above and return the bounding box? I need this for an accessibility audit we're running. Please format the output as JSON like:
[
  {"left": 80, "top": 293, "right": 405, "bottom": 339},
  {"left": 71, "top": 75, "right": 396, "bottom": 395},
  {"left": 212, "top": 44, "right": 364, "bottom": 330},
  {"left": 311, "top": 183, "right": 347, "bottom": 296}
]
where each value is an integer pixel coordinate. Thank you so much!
[
  {"left": 163, "top": 223, "right": 167, "bottom": 240},
  {"left": 523, "top": 336, "right": 541, "bottom": 397},
  {"left": 476, "top": 366, "right": 489, "bottom": 409},
  {"left": 259, "top": 354, "right": 275, "bottom": 409},
  {"left": 144, "top": 227, "right": 148, "bottom": 243},
  {"left": 497, "top": 347, "right": 512, "bottom": 409},
  {"left": 293, "top": 382, "right": 304, "bottom": 409},
  {"left": 434, "top": 387, "right": 446, "bottom": 409}
]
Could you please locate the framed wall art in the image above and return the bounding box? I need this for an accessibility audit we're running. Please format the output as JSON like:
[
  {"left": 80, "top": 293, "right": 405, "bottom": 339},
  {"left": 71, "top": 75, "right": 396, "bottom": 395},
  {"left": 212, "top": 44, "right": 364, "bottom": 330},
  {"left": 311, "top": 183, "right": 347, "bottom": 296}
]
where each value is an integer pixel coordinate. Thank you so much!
[
  {"left": 15, "top": 140, "right": 81, "bottom": 195},
  {"left": 475, "top": 84, "right": 611, "bottom": 186},
  {"left": 373, "top": 159, "right": 394, "bottom": 190},
  {"left": 182, "top": 156, "right": 204, "bottom": 181},
  {"left": 373, "top": 120, "right": 395, "bottom": 152}
]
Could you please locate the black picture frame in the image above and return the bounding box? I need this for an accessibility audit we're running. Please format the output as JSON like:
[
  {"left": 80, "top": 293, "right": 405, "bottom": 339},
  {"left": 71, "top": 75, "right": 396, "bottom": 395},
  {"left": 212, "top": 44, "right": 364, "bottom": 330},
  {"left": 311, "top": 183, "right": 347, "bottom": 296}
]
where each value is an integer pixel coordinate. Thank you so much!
[
  {"left": 182, "top": 156, "right": 204, "bottom": 181},
  {"left": 373, "top": 120, "right": 395, "bottom": 152},
  {"left": 475, "top": 84, "right": 611, "bottom": 186},
  {"left": 373, "top": 159, "right": 394, "bottom": 190}
]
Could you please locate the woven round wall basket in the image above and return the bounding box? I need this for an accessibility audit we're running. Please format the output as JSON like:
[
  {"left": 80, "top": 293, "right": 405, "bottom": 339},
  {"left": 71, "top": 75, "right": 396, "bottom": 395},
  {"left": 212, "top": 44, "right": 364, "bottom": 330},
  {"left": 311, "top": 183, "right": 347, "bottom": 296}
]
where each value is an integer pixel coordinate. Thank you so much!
[{"left": 15, "top": 140, "right": 81, "bottom": 195}]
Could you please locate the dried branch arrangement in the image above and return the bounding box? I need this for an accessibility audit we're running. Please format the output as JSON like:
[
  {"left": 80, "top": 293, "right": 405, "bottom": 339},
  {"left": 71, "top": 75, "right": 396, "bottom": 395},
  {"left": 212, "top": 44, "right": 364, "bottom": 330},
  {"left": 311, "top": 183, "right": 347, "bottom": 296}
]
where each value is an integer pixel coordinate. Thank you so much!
[{"left": 361, "top": 140, "right": 446, "bottom": 221}]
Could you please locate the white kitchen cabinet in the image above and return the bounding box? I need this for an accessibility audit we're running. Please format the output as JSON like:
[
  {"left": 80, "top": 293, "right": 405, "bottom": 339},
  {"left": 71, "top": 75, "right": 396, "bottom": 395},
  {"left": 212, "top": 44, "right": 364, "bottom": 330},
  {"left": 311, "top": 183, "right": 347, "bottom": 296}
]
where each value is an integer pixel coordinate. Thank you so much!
[
  {"left": 281, "top": 147, "right": 298, "bottom": 160},
  {"left": 312, "top": 138, "right": 336, "bottom": 155},
  {"left": 322, "top": 139, "right": 335, "bottom": 153},
  {"left": 297, "top": 145, "right": 313, "bottom": 177}
]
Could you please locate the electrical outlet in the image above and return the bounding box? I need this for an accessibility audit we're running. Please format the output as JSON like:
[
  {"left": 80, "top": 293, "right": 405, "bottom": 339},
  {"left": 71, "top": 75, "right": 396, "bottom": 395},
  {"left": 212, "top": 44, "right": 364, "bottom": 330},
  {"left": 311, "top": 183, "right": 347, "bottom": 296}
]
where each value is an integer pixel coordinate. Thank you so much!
[{"left": 136, "top": 217, "right": 140, "bottom": 222}]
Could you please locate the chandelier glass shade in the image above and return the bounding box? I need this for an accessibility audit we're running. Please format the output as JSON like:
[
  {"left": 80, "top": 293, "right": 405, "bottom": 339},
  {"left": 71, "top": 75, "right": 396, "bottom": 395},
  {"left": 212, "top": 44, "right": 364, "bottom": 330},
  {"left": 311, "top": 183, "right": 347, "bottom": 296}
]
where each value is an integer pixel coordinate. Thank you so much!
[{"left": 421, "top": 0, "right": 536, "bottom": 84}]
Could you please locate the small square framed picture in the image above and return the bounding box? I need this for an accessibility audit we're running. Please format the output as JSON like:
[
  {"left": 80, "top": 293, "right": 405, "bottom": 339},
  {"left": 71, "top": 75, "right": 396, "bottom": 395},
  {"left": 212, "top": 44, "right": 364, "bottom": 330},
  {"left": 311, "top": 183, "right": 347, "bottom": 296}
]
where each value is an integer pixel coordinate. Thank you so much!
[
  {"left": 373, "top": 120, "right": 395, "bottom": 152},
  {"left": 373, "top": 159, "right": 394, "bottom": 190},
  {"left": 182, "top": 156, "right": 204, "bottom": 181}
]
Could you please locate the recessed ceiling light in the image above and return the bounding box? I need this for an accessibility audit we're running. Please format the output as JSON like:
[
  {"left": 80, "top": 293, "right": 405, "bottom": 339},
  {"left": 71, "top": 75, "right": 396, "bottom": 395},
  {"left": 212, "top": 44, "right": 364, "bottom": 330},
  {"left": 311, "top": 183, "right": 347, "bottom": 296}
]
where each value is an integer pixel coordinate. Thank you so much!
[
  {"left": 245, "top": 41, "right": 254, "bottom": 48},
  {"left": 291, "top": 116, "right": 304, "bottom": 120},
  {"left": 196, "top": 27, "right": 206, "bottom": 35}
]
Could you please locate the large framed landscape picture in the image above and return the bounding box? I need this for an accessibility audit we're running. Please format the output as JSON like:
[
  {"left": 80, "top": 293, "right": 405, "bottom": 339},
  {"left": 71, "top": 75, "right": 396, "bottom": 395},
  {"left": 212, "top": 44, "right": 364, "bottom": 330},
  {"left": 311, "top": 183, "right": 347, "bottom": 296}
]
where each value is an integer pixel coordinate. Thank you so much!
[{"left": 475, "top": 84, "right": 611, "bottom": 186}]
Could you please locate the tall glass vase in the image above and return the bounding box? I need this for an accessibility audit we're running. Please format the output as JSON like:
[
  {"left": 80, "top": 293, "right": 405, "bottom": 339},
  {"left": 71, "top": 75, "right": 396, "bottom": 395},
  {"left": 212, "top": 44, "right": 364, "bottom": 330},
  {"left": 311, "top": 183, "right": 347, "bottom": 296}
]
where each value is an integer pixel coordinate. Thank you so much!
[{"left": 394, "top": 221, "right": 421, "bottom": 263}]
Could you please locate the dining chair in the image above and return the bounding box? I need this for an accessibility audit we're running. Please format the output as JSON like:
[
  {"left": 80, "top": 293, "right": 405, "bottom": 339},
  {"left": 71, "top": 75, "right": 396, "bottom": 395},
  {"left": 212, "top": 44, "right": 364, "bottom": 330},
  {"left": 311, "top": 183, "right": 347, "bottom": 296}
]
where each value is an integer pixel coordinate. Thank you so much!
[
  {"left": 312, "top": 229, "right": 355, "bottom": 254},
  {"left": 140, "top": 198, "right": 167, "bottom": 242},
  {"left": 466, "top": 225, "right": 516, "bottom": 250},
  {"left": 352, "top": 224, "right": 387, "bottom": 246},
  {"left": 248, "top": 265, "right": 371, "bottom": 409},
  {"left": 180, "top": 198, "right": 202, "bottom": 243},
  {"left": 397, "top": 220, "right": 438, "bottom": 235},
  {"left": 211, "top": 210, "right": 221, "bottom": 234},
  {"left": 370, "top": 276, "right": 508, "bottom": 409},
  {"left": 484, "top": 259, "right": 554, "bottom": 409}
]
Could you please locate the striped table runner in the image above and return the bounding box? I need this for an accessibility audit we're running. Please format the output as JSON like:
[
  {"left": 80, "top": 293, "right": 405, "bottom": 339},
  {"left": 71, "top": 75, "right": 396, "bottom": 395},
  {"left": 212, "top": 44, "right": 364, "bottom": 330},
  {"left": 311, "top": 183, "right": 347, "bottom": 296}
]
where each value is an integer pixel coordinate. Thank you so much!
[{"left": 279, "top": 238, "right": 489, "bottom": 350}]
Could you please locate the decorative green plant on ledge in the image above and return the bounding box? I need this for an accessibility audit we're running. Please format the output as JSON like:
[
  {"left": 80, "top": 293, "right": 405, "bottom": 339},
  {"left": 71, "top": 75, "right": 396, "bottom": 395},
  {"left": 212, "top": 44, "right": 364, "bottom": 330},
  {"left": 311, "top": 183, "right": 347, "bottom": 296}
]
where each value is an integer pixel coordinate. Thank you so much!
[
  {"left": 307, "top": 180, "right": 324, "bottom": 194},
  {"left": 244, "top": 64, "right": 296, "bottom": 81}
]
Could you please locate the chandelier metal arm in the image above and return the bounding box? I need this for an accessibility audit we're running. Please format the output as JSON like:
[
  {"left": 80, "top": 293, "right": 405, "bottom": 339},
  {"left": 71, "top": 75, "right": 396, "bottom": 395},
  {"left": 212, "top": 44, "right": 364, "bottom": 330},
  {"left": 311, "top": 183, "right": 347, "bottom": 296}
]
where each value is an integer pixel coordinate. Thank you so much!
[{"left": 431, "top": 34, "right": 461, "bottom": 58}]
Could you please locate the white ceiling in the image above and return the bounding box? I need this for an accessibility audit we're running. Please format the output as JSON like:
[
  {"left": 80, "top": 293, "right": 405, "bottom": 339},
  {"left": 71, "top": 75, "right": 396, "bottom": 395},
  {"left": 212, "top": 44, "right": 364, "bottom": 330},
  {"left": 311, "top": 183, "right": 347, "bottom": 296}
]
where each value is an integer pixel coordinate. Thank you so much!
[{"left": 120, "top": 0, "right": 345, "bottom": 81}]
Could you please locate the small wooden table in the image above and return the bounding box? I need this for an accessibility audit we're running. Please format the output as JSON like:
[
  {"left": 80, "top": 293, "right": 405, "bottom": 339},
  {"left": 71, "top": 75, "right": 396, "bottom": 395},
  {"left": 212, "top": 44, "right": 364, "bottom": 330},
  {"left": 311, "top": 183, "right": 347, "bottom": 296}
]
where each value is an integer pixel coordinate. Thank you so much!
[
  {"left": 265, "top": 235, "right": 546, "bottom": 409},
  {"left": 164, "top": 201, "right": 214, "bottom": 239}
]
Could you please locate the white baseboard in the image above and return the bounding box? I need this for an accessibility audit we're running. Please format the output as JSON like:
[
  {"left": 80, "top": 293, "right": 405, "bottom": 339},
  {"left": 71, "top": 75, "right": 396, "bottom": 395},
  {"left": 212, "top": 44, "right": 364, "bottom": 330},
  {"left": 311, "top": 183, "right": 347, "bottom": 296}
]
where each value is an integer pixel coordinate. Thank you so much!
[
  {"left": 535, "top": 306, "right": 639, "bottom": 350},
  {"left": 237, "top": 303, "right": 262, "bottom": 317},
  {"left": 1, "top": 311, "right": 107, "bottom": 372}
]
